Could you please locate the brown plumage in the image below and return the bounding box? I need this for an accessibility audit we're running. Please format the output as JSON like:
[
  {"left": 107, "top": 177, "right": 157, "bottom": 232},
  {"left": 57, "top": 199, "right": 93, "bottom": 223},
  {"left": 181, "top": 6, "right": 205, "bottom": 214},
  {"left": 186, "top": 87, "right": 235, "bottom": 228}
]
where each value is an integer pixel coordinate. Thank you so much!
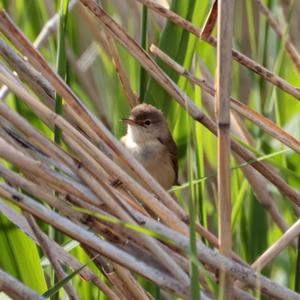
[{"left": 121, "top": 104, "right": 178, "bottom": 189}]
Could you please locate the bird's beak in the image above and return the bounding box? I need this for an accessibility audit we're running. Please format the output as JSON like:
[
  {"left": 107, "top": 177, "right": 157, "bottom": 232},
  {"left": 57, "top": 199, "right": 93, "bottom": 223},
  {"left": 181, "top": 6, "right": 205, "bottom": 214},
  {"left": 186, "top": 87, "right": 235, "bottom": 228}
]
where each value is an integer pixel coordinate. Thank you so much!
[{"left": 121, "top": 118, "right": 137, "bottom": 126}]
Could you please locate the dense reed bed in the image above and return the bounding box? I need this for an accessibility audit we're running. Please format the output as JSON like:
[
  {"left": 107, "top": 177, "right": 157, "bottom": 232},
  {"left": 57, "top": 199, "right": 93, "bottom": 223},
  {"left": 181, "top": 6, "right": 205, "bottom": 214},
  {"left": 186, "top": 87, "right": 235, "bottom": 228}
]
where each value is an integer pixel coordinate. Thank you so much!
[{"left": 0, "top": 1, "right": 299, "bottom": 299}]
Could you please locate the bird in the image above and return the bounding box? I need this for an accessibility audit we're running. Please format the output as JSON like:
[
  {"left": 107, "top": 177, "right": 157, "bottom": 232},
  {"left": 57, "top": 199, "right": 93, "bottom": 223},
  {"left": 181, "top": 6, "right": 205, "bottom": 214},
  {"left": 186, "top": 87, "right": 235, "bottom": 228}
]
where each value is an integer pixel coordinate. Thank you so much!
[{"left": 121, "top": 103, "right": 178, "bottom": 190}]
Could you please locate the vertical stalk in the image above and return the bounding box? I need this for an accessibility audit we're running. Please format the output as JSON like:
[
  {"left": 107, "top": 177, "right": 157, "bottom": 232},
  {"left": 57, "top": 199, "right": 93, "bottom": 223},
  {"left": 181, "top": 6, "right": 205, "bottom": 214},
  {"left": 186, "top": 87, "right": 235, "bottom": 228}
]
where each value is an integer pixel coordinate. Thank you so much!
[
  {"left": 139, "top": 5, "right": 148, "bottom": 103},
  {"left": 53, "top": 0, "right": 69, "bottom": 238},
  {"left": 195, "top": 63, "right": 207, "bottom": 234},
  {"left": 55, "top": 0, "right": 69, "bottom": 144},
  {"left": 187, "top": 113, "right": 200, "bottom": 299},
  {"left": 215, "top": 0, "right": 235, "bottom": 298},
  {"left": 53, "top": 0, "right": 69, "bottom": 298}
]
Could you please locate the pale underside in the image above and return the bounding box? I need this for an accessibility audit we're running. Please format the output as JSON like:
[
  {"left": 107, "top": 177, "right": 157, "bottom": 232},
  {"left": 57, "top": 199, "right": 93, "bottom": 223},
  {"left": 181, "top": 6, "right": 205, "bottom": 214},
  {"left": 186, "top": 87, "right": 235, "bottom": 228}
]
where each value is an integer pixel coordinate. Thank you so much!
[{"left": 121, "top": 134, "right": 175, "bottom": 190}]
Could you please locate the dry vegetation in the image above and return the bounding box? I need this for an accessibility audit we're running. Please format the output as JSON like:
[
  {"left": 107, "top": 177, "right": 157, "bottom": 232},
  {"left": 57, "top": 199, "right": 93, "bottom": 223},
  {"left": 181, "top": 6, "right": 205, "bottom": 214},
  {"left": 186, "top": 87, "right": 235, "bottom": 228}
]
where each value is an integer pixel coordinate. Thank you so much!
[{"left": 0, "top": 0, "right": 299, "bottom": 299}]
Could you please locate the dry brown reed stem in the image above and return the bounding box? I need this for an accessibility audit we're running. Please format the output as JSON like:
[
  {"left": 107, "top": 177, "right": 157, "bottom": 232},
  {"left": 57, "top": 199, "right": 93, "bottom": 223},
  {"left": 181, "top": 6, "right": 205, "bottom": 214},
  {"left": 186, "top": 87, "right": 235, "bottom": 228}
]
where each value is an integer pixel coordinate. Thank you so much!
[
  {"left": 84, "top": 252, "right": 143, "bottom": 300},
  {"left": 134, "top": 0, "right": 300, "bottom": 101},
  {"left": 150, "top": 44, "right": 300, "bottom": 154},
  {"left": 1, "top": 184, "right": 299, "bottom": 300},
  {"left": 75, "top": 2, "right": 300, "bottom": 206},
  {"left": 100, "top": 268, "right": 133, "bottom": 300},
  {"left": 215, "top": 0, "right": 235, "bottom": 297},
  {"left": 111, "top": 263, "right": 152, "bottom": 300},
  {"left": 105, "top": 32, "right": 140, "bottom": 108},
  {"left": 24, "top": 213, "right": 80, "bottom": 300},
  {"left": 106, "top": 271, "right": 138, "bottom": 300},
  {"left": 0, "top": 185, "right": 188, "bottom": 297},
  {"left": 254, "top": 0, "right": 300, "bottom": 74},
  {"left": 0, "top": 10, "right": 186, "bottom": 225},
  {"left": 252, "top": 219, "right": 300, "bottom": 270},
  {"left": 99, "top": 274, "right": 130, "bottom": 300},
  {"left": 79, "top": 249, "right": 126, "bottom": 299},
  {"left": 230, "top": 98, "right": 300, "bottom": 153},
  {"left": 0, "top": 268, "right": 46, "bottom": 300},
  {"left": 201, "top": 0, "right": 218, "bottom": 40}
]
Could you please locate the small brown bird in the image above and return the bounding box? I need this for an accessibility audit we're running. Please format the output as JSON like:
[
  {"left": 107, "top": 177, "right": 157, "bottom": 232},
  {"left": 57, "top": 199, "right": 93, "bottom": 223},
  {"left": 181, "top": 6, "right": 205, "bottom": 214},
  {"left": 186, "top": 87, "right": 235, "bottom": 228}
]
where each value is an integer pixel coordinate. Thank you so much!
[{"left": 121, "top": 104, "right": 178, "bottom": 190}]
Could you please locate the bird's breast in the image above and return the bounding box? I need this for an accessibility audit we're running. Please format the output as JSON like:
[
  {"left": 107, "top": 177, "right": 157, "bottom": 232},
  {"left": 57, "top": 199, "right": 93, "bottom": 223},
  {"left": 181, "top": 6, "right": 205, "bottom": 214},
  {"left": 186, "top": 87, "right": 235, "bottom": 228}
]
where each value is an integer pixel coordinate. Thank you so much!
[{"left": 121, "top": 137, "right": 175, "bottom": 189}]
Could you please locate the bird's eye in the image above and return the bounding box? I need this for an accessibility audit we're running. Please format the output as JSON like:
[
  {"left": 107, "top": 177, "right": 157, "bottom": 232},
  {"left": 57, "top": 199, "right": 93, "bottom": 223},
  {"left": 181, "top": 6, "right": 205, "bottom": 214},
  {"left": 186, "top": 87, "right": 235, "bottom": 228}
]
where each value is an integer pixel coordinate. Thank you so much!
[{"left": 144, "top": 120, "right": 151, "bottom": 126}]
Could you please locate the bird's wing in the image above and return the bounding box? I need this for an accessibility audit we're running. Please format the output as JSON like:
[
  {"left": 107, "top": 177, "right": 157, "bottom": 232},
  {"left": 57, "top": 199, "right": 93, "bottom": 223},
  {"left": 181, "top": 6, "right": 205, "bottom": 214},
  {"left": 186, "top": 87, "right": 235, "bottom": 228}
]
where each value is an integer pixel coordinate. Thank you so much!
[{"left": 157, "top": 135, "right": 178, "bottom": 185}]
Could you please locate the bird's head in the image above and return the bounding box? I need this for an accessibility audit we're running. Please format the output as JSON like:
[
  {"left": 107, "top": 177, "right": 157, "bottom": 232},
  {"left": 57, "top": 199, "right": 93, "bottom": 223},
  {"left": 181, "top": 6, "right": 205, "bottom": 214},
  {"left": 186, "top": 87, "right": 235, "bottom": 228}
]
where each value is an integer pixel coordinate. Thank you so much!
[{"left": 122, "top": 104, "right": 169, "bottom": 143}]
